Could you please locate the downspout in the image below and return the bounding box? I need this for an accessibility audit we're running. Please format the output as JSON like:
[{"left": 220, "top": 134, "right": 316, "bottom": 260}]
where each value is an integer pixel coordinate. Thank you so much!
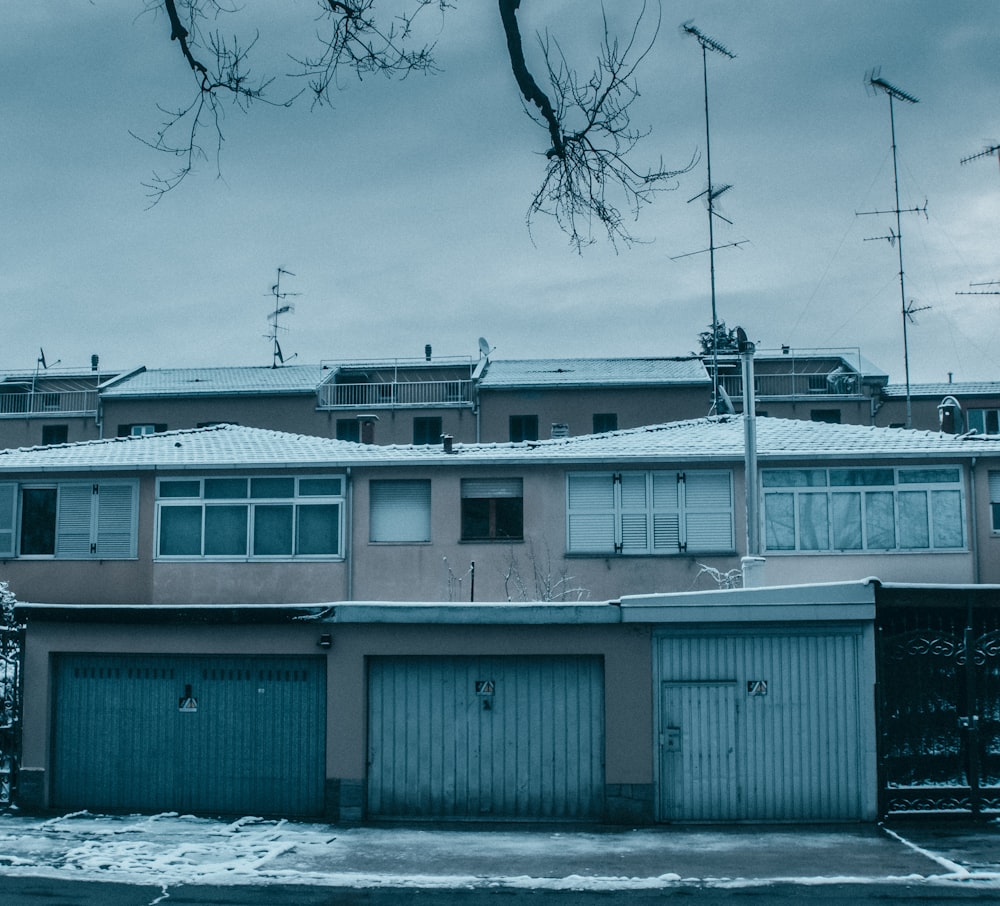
[
  {"left": 345, "top": 467, "right": 353, "bottom": 601},
  {"left": 970, "top": 458, "right": 979, "bottom": 584},
  {"left": 740, "top": 331, "right": 759, "bottom": 556}
]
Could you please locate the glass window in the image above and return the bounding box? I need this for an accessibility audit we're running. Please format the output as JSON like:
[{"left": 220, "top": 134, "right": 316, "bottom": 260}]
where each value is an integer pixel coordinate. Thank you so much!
[
  {"left": 20, "top": 487, "right": 57, "bottom": 555},
  {"left": 336, "top": 419, "right": 360, "bottom": 442},
  {"left": 41, "top": 425, "right": 68, "bottom": 446},
  {"left": 991, "top": 472, "right": 1000, "bottom": 532},
  {"left": 592, "top": 413, "right": 618, "bottom": 434},
  {"left": 253, "top": 505, "right": 293, "bottom": 556},
  {"left": 159, "top": 506, "right": 202, "bottom": 556},
  {"left": 156, "top": 475, "right": 344, "bottom": 559},
  {"left": 205, "top": 478, "right": 248, "bottom": 499},
  {"left": 251, "top": 477, "right": 294, "bottom": 498},
  {"left": 763, "top": 467, "right": 964, "bottom": 553},
  {"left": 461, "top": 479, "right": 523, "bottom": 541},
  {"left": 297, "top": 505, "right": 340, "bottom": 555},
  {"left": 413, "top": 416, "right": 443, "bottom": 445},
  {"left": 205, "top": 505, "right": 248, "bottom": 556},
  {"left": 509, "top": 415, "right": 539, "bottom": 443}
]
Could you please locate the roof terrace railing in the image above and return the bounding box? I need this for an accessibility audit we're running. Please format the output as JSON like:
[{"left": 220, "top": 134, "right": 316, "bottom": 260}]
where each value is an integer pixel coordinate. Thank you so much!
[
  {"left": 719, "top": 372, "right": 865, "bottom": 400},
  {"left": 318, "top": 379, "right": 474, "bottom": 409},
  {"left": 0, "top": 390, "right": 99, "bottom": 418}
]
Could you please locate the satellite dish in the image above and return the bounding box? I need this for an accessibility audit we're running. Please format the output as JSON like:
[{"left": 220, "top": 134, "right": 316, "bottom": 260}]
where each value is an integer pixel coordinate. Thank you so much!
[
  {"left": 717, "top": 385, "right": 736, "bottom": 415},
  {"left": 478, "top": 337, "right": 492, "bottom": 359}
]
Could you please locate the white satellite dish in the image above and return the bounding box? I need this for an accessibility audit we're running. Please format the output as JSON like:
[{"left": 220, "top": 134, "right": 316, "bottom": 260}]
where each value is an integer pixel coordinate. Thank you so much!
[{"left": 478, "top": 337, "right": 492, "bottom": 359}]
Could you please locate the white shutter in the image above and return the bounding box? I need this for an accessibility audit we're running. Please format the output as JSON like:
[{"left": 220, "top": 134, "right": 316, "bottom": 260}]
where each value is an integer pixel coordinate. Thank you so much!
[
  {"left": 652, "top": 513, "right": 681, "bottom": 551},
  {"left": 683, "top": 472, "right": 734, "bottom": 552},
  {"left": 55, "top": 484, "right": 95, "bottom": 557},
  {"left": 95, "top": 483, "right": 137, "bottom": 558},
  {"left": 990, "top": 471, "right": 1000, "bottom": 504},
  {"left": 0, "top": 482, "right": 16, "bottom": 558},
  {"left": 567, "top": 474, "right": 615, "bottom": 552},
  {"left": 618, "top": 473, "right": 649, "bottom": 552},
  {"left": 461, "top": 479, "right": 522, "bottom": 498},
  {"left": 370, "top": 480, "right": 431, "bottom": 542}
]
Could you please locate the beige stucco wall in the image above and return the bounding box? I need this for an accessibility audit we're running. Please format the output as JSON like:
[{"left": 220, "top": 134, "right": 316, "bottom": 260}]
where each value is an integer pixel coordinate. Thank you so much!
[
  {"left": 476, "top": 386, "right": 710, "bottom": 441},
  {"left": 19, "top": 616, "right": 654, "bottom": 808}
]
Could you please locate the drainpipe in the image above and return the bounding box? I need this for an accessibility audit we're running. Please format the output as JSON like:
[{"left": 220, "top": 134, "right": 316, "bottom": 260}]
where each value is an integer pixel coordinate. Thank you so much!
[
  {"left": 345, "top": 467, "right": 353, "bottom": 601},
  {"left": 740, "top": 329, "right": 759, "bottom": 557},
  {"left": 970, "top": 458, "right": 979, "bottom": 584}
]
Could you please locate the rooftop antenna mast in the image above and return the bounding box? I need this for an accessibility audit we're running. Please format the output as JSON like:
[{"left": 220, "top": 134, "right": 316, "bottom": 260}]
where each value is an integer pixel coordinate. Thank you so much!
[
  {"left": 956, "top": 280, "right": 1000, "bottom": 297},
  {"left": 859, "top": 69, "right": 922, "bottom": 428},
  {"left": 266, "top": 267, "right": 299, "bottom": 368},
  {"left": 682, "top": 21, "right": 737, "bottom": 414},
  {"left": 961, "top": 143, "right": 1000, "bottom": 171}
]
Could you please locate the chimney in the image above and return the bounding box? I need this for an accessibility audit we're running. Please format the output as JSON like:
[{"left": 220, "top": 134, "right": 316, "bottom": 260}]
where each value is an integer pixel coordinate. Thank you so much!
[
  {"left": 442, "top": 434, "right": 454, "bottom": 454},
  {"left": 357, "top": 414, "right": 379, "bottom": 444},
  {"left": 91, "top": 354, "right": 99, "bottom": 372},
  {"left": 425, "top": 344, "right": 432, "bottom": 362}
]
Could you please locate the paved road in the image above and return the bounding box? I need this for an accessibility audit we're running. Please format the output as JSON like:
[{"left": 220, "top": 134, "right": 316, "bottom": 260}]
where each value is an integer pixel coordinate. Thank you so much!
[{"left": 2, "top": 877, "right": 1000, "bottom": 905}]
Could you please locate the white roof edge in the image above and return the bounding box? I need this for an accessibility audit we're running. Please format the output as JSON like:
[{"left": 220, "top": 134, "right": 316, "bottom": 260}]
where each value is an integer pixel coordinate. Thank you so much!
[
  {"left": 620, "top": 578, "right": 878, "bottom": 622},
  {"left": 331, "top": 602, "right": 622, "bottom": 624}
]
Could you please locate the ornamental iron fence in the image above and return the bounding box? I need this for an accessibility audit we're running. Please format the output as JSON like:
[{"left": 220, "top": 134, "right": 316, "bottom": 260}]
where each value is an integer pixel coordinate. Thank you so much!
[{"left": 877, "top": 595, "right": 1000, "bottom": 816}]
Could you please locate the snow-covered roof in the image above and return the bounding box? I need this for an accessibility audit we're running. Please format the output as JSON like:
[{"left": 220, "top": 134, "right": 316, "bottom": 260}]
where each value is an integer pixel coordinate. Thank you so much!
[
  {"left": 0, "top": 417, "right": 995, "bottom": 474},
  {"left": 100, "top": 365, "right": 325, "bottom": 398},
  {"left": 478, "top": 357, "right": 709, "bottom": 389},
  {"left": 881, "top": 381, "right": 1000, "bottom": 399}
]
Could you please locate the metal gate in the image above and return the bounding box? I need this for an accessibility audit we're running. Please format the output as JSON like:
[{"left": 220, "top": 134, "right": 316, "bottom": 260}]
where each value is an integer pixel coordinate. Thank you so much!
[
  {"left": 877, "top": 600, "right": 1000, "bottom": 815},
  {"left": 53, "top": 654, "right": 326, "bottom": 817},
  {"left": 368, "top": 655, "right": 605, "bottom": 820},
  {"left": 0, "top": 614, "right": 21, "bottom": 807}
]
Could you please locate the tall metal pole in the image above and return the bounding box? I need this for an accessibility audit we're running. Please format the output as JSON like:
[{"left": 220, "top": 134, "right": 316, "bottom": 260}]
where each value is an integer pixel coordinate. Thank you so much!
[
  {"left": 700, "top": 41, "right": 720, "bottom": 413},
  {"left": 683, "top": 23, "right": 734, "bottom": 414},
  {"left": 868, "top": 73, "right": 919, "bottom": 428},
  {"left": 886, "top": 92, "right": 914, "bottom": 429}
]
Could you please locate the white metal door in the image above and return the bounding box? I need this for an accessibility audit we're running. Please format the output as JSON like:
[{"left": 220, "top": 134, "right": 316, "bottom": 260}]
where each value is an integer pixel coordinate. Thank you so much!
[
  {"left": 368, "top": 655, "right": 604, "bottom": 820},
  {"left": 660, "top": 681, "right": 740, "bottom": 821}
]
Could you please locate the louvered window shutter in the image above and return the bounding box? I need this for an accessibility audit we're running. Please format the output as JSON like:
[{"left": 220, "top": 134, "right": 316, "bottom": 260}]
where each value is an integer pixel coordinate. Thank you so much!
[
  {"left": 683, "top": 471, "right": 734, "bottom": 551},
  {"left": 0, "top": 482, "right": 15, "bottom": 558},
  {"left": 618, "top": 473, "right": 649, "bottom": 553},
  {"left": 370, "top": 480, "right": 431, "bottom": 542},
  {"left": 95, "top": 483, "right": 137, "bottom": 558},
  {"left": 55, "top": 484, "right": 95, "bottom": 557},
  {"left": 567, "top": 474, "right": 616, "bottom": 552}
]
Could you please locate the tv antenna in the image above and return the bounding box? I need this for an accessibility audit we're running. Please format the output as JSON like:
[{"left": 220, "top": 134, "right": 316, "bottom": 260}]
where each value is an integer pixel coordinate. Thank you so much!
[
  {"left": 858, "top": 69, "right": 922, "bottom": 428},
  {"left": 961, "top": 143, "right": 1000, "bottom": 171},
  {"left": 956, "top": 280, "right": 1000, "bottom": 297},
  {"left": 265, "top": 267, "right": 299, "bottom": 368},
  {"left": 680, "top": 21, "right": 741, "bottom": 414}
]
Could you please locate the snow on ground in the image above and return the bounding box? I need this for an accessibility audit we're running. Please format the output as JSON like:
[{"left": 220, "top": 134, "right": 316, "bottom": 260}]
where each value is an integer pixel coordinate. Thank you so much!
[{"left": 0, "top": 811, "right": 998, "bottom": 891}]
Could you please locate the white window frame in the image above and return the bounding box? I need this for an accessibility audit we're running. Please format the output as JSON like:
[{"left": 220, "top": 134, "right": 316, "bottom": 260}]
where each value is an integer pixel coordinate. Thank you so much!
[
  {"left": 566, "top": 470, "right": 734, "bottom": 556},
  {"left": 155, "top": 475, "right": 345, "bottom": 561},
  {"left": 0, "top": 480, "right": 138, "bottom": 560},
  {"left": 761, "top": 466, "right": 966, "bottom": 553},
  {"left": 990, "top": 471, "right": 1000, "bottom": 534}
]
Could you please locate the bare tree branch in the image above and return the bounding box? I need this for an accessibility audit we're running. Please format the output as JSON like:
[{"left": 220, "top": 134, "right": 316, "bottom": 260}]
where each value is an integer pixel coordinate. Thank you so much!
[
  {"left": 499, "top": 0, "right": 694, "bottom": 249},
  {"left": 140, "top": 1, "right": 684, "bottom": 247}
]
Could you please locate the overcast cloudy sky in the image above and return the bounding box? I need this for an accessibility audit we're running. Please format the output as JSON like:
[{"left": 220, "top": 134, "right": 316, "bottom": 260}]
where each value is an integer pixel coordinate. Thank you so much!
[{"left": 3, "top": 2, "right": 999, "bottom": 382}]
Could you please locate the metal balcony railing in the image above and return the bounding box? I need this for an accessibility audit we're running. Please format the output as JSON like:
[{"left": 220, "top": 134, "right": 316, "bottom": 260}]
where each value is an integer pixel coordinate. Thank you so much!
[
  {"left": 719, "top": 372, "right": 863, "bottom": 400},
  {"left": 318, "top": 379, "right": 474, "bottom": 409},
  {"left": 0, "top": 390, "right": 99, "bottom": 418}
]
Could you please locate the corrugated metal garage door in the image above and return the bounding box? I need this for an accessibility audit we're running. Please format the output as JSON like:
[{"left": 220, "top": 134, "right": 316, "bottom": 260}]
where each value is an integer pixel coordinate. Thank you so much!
[
  {"left": 368, "top": 655, "right": 604, "bottom": 820},
  {"left": 657, "top": 629, "right": 864, "bottom": 821},
  {"left": 53, "top": 654, "right": 326, "bottom": 817}
]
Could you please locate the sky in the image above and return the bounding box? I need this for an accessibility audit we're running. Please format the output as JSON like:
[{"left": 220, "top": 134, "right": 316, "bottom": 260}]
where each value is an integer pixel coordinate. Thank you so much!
[{"left": 3, "top": 2, "right": 999, "bottom": 382}]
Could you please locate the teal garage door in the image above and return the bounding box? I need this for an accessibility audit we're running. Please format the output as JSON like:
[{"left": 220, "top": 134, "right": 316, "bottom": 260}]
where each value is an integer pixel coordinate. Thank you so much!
[{"left": 53, "top": 654, "right": 326, "bottom": 817}]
